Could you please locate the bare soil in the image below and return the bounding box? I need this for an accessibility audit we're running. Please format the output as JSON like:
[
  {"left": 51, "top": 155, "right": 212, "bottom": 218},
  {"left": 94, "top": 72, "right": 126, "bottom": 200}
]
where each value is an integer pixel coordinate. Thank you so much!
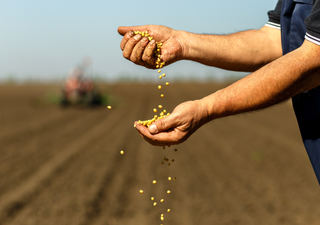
[{"left": 0, "top": 82, "right": 319, "bottom": 225}]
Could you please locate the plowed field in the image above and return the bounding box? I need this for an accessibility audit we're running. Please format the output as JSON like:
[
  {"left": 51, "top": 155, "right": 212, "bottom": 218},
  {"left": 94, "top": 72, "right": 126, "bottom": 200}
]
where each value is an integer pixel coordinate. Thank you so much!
[{"left": 0, "top": 82, "right": 319, "bottom": 225}]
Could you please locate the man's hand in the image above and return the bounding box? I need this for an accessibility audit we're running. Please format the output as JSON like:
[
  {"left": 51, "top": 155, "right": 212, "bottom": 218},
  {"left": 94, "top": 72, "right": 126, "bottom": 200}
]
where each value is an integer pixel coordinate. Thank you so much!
[
  {"left": 118, "top": 25, "right": 184, "bottom": 69},
  {"left": 134, "top": 100, "right": 208, "bottom": 146}
]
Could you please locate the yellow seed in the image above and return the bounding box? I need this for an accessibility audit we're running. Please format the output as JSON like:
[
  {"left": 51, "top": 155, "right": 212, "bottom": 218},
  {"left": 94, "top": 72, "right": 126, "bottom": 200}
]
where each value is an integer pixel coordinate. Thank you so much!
[
  {"left": 166, "top": 82, "right": 169, "bottom": 86},
  {"left": 167, "top": 190, "right": 171, "bottom": 194},
  {"left": 151, "top": 197, "right": 155, "bottom": 201},
  {"left": 160, "top": 112, "right": 164, "bottom": 116},
  {"left": 158, "top": 105, "right": 162, "bottom": 109},
  {"left": 160, "top": 199, "right": 164, "bottom": 203},
  {"left": 154, "top": 115, "right": 158, "bottom": 119},
  {"left": 162, "top": 73, "right": 166, "bottom": 77},
  {"left": 156, "top": 65, "right": 159, "bottom": 68},
  {"left": 167, "top": 113, "right": 171, "bottom": 116},
  {"left": 161, "top": 94, "right": 164, "bottom": 98},
  {"left": 158, "top": 85, "right": 162, "bottom": 89},
  {"left": 167, "top": 209, "right": 171, "bottom": 212},
  {"left": 158, "top": 69, "right": 161, "bottom": 73},
  {"left": 153, "top": 202, "right": 157, "bottom": 206},
  {"left": 168, "top": 177, "right": 172, "bottom": 180},
  {"left": 107, "top": 106, "right": 112, "bottom": 109},
  {"left": 159, "top": 75, "right": 162, "bottom": 79},
  {"left": 161, "top": 217, "right": 164, "bottom": 221},
  {"left": 163, "top": 109, "right": 167, "bottom": 113},
  {"left": 153, "top": 108, "right": 157, "bottom": 113},
  {"left": 153, "top": 180, "right": 157, "bottom": 184},
  {"left": 139, "top": 190, "right": 144, "bottom": 194},
  {"left": 120, "top": 150, "right": 124, "bottom": 155}
]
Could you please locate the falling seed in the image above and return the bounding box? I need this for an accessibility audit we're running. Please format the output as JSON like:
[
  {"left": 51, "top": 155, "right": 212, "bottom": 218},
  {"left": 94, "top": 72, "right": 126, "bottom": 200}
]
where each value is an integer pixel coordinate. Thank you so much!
[
  {"left": 168, "top": 177, "right": 172, "bottom": 181},
  {"left": 171, "top": 159, "right": 175, "bottom": 162},
  {"left": 120, "top": 150, "right": 124, "bottom": 155},
  {"left": 151, "top": 197, "right": 155, "bottom": 201},
  {"left": 163, "top": 146, "right": 165, "bottom": 149},
  {"left": 168, "top": 163, "right": 171, "bottom": 166},
  {"left": 107, "top": 106, "right": 112, "bottom": 109},
  {"left": 153, "top": 202, "right": 157, "bottom": 206},
  {"left": 174, "top": 148, "right": 178, "bottom": 152},
  {"left": 161, "top": 161, "right": 164, "bottom": 165},
  {"left": 167, "top": 209, "right": 171, "bottom": 212},
  {"left": 167, "top": 190, "right": 171, "bottom": 194},
  {"left": 153, "top": 180, "right": 157, "bottom": 184},
  {"left": 161, "top": 217, "right": 164, "bottom": 221},
  {"left": 158, "top": 105, "right": 163, "bottom": 109},
  {"left": 173, "top": 177, "right": 177, "bottom": 180},
  {"left": 161, "top": 94, "right": 164, "bottom": 98},
  {"left": 166, "top": 82, "right": 169, "bottom": 86},
  {"left": 158, "top": 85, "right": 162, "bottom": 89},
  {"left": 160, "top": 199, "right": 164, "bottom": 203},
  {"left": 139, "top": 190, "right": 144, "bottom": 194},
  {"left": 158, "top": 69, "right": 161, "bottom": 73}
]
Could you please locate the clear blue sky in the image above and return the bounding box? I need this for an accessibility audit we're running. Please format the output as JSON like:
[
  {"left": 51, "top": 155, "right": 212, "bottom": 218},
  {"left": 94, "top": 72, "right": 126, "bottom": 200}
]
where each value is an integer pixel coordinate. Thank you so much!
[{"left": 0, "top": 0, "right": 278, "bottom": 82}]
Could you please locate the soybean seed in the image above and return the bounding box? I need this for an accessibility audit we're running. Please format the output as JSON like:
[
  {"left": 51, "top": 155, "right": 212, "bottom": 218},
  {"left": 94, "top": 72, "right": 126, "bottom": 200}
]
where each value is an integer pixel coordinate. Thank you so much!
[
  {"left": 153, "top": 108, "right": 157, "bottom": 113},
  {"left": 151, "top": 197, "right": 155, "bottom": 201},
  {"left": 158, "top": 105, "right": 163, "bottom": 109},
  {"left": 167, "top": 190, "right": 171, "bottom": 194},
  {"left": 160, "top": 199, "right": 164, "bottom": 203},
  {"left": 139, "top": 190, "right": 144, "bottom": 194},
  {"left": 167, "top": 209, "right": 171, "bottom": 212},
  {"left": 120, "top": 150, "right": 124, "bottom": 155},
  {"left": 166, "top": 82, "right": 169, "bottom": 86},
  {"left": 153, "top": 202, "right": 157, "bottom": 206},
  {"left": 158, "top": 85, "right": 162, "bottom": 89},
  {"left": 153, "top": 180, "right": 157, "bottom": 184},
  {"left": 107, "top": 106, "right": 112, "bottom": 109},
  {"left": 168, "top": 177, "right": 172, "bottom": 181},
  {"left": 161, "top": 94, "right": 164, "bottom": 98}
]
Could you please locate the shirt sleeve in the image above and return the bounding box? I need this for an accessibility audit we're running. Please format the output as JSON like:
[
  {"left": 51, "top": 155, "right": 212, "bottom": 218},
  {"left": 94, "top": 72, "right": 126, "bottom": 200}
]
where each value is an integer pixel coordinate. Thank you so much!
[
  {"left": 266, "top": 0, "right": 282, "bottom": 29},
  {"left": 305, "top": 0, "right": 320, "bottom": 45}
]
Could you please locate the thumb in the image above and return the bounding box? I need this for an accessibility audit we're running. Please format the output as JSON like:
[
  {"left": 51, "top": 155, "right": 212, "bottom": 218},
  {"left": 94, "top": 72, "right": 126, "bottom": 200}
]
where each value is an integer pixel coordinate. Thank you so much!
[
  {"left": 148, "top": 115, "right": 176, "bottom": 134},
  {"left": 118, "top": 25, "right": 148, "bottom": 36}
]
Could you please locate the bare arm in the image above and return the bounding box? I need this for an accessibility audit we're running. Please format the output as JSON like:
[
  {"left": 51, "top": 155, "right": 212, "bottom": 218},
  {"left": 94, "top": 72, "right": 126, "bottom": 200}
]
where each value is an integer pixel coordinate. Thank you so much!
[
  {"left": 181, "top": 26, "right": 282, "bottom": 72},
  {"left": 135, "top": 40, "right": 320, "bottom": 146}
]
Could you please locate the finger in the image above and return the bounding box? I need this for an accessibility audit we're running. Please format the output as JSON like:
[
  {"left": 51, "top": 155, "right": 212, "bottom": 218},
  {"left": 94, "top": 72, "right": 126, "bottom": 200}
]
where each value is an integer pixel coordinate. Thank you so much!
[
  {"left": 120, "top": 30, "right": 135, "bottom": 51},
  {"left": 122, "top": 34, "right": 143, "bottom": 60},
  {"left": 131, "top": 36, "right": 150, "bottom": 66},
  {"left": 148, "top": 114, "right": 179, "bottom": 134},
  {"left": 118, "top": 26, "right": 150, "bottom": 36},
  {"left": 142, "top": 40, "right": 157, "bottom": 68},
  {"left": 135, "top": 123, "right": 179, "bottom": 146}
]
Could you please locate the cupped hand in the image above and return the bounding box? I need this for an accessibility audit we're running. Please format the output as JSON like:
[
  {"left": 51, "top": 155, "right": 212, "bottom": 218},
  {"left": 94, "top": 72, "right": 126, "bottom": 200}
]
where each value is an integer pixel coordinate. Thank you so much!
[
  {"left": 118, "top": 25, "right": 184, "bottom": 69},
  {"left": 134, "top": 100, "right": 208, "bottom": 146}
]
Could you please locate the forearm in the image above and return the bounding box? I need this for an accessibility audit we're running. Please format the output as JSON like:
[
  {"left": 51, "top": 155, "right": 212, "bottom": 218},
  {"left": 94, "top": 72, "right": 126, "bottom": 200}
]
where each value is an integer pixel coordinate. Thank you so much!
[
  {"left": 179, "top": 26, "right": 282, "bottom": 72},
  {"left": 200, "top": 40, "right": 320, "bottom": 121}
]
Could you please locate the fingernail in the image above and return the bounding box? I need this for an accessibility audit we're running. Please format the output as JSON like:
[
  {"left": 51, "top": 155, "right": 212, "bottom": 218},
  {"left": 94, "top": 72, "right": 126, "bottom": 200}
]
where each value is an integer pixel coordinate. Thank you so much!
[
  {"left": 149, "top": 123, "right": 158, "bottom": 134},
  {"left": 129, "top": 31, "right": 135, "bottom": 37}
]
